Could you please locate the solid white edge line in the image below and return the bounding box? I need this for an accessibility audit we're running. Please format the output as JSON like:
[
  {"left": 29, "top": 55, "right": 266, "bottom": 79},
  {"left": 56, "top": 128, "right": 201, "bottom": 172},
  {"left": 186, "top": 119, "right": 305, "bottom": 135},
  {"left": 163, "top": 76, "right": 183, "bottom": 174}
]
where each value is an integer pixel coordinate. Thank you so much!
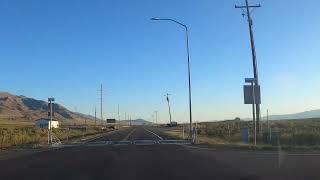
[
  {"left": 181, "top": 145, "right": 320, "bottom": 156},
  {"left": 143, "top": 128, "right": 163, "bottom": 140}
]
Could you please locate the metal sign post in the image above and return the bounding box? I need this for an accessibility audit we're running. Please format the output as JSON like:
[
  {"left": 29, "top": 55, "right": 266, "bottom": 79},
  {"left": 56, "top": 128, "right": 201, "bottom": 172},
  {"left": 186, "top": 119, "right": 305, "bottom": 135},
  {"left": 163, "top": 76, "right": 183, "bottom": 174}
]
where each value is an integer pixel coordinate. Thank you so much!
[
  {"left": 48, "top": 97, "right": 55, "bottom": 144},
  {"left": 252, "top": 81, "right": 256, "bottom": 146},
  {"left": 244, "top": 78, "right": 260, "bottom": 145}
]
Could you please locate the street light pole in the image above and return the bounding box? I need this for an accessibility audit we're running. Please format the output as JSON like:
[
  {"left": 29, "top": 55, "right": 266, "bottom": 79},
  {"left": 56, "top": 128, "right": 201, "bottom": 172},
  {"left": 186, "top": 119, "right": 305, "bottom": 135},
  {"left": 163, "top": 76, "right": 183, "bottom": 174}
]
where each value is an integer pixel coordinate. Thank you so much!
[{"left": 151, "top": 18, "right": 193, "bottom": 139}]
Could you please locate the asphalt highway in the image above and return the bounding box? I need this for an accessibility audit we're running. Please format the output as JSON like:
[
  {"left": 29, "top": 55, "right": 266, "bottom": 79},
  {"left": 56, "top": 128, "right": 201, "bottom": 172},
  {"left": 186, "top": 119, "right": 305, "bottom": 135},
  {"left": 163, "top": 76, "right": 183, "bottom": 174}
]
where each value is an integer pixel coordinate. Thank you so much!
[{"left": 1, "top": 127, "right": 320, "bottom": 180}]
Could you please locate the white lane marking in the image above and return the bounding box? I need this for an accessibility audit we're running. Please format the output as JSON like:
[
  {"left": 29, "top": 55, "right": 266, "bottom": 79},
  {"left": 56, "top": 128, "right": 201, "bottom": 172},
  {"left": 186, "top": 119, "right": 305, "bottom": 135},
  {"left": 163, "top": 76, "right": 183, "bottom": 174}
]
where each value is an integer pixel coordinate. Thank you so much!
[
  {"left": 240, "top": 152, "right": 320, "bottom": 156},
  {"left": 122, "top": 128, "right": 136, "bottom": 141},
  {"left": 182, "top": 145, "right": 216, "bottom": 151},
  {"left": 143, "top": 128, "right": 163, "bottom": 140},
  {"left": 237, "top": 151, "right": 320, "bottom": 156},
  {"left": 83, "top": 129, "right": 119, "bottom": 143},
  {"left": 84, "top": 134, "right": 109, "bottom": 143},
  {"left": 182, "top": 145, "right": 320, "bottom": 156}
]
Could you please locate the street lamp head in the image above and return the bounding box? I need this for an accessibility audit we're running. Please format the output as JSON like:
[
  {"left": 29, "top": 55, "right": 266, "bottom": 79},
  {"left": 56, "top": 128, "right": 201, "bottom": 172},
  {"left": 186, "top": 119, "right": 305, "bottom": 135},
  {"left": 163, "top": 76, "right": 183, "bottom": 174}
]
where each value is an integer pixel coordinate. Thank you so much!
[{"left": 150, "top": 17, "right": 160, "bottom": 21}]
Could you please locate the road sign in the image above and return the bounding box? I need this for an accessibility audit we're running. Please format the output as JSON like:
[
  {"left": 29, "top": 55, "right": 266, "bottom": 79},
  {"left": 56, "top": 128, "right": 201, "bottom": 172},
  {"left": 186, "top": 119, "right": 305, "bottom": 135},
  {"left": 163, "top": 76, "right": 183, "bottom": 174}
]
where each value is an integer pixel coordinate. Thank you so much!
[
  {"left": 48, "top": 103, "right": 55, "bottom": 110},
  {"left": 107, "top": 119, "right": 116, "bottom": 124},
  {"left": 243, "top": 85, "right": 261, "bottom": 104}
]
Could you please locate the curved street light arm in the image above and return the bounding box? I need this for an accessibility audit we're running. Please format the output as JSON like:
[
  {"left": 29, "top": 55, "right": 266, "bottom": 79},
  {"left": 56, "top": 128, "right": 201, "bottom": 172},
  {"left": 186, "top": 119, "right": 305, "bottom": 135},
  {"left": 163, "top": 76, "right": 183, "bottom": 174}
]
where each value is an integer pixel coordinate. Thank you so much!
[{"left": 150, "top": 18, "right": 187, "bottom": 30}]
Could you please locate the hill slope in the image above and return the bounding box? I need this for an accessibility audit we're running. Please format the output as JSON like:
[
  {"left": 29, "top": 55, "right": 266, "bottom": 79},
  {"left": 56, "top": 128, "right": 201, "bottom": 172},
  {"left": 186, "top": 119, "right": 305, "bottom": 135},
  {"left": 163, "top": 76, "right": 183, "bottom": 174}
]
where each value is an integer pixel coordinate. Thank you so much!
[
  {"left": 0, "top": 92, "right": 94, "bottom": 124},
  {"left": 119, "top": 119, "right": 152, "bottom": 126},
  {"left": 262, "top": 109, "right": 320, "bottom": 121}
]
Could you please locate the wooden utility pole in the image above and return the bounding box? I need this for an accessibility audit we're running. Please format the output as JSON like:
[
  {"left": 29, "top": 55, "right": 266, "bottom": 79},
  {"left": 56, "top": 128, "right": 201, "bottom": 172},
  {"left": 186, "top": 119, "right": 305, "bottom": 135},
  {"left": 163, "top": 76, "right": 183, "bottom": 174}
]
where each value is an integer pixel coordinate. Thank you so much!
[
  {"left": 118, "top": 104, "right": 120, "bottom": 129},
  {"left": 165, "top": 93, "right": 172, "bottom": 124},
  {"left": 94, "top": 107, "right": 97, "bottom": 127},
  {"left": 236, "top": 0, "right": 261, "bottom": 133},
  {"left": 100, "top": 84, "right": 103, "bottom": 126},
  {"left": 154, "top": 110, "right": 158, "bottom": 125}
]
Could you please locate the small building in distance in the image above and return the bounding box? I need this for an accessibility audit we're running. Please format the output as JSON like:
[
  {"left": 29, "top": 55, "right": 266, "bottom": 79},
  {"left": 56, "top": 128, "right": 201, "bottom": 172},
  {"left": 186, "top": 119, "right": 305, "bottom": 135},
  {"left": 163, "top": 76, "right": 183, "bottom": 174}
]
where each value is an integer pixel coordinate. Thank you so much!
[{"left": 35, "top": 118, "right": 59, "bottom": 129}]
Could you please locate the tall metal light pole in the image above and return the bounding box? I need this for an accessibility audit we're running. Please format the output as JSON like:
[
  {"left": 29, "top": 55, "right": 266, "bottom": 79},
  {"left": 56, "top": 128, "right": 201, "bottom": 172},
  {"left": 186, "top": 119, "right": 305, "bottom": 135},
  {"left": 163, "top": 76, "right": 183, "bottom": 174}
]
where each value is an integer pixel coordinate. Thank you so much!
[
  {"left": 151, "top": 17, "right": 193, "bottom": 138},
  {"left": 235, "top": 0, "right": 261, "bottom": 133}
]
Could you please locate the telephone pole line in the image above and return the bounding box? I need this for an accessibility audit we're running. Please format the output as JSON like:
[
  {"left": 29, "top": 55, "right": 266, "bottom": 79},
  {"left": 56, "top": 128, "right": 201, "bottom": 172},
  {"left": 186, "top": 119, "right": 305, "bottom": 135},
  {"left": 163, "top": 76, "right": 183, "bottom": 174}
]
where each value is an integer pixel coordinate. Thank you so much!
[
  {"left": 165, "top": 93, "right": 172, "bottom": 124},
  {"left": 94, "top": 107, "right": 97, "bottom": 127},
  {"left": 236, "top": 0, "right": 261, "bottom": 133},
  {"left": 154, "top": 110, "right": 158, "bottom": 125},
  {"left": 118, "top": 104, "right": 120, "bottom": 129},
  {"left": 99, "top": 84, "right": 103, "bottom": 126}
]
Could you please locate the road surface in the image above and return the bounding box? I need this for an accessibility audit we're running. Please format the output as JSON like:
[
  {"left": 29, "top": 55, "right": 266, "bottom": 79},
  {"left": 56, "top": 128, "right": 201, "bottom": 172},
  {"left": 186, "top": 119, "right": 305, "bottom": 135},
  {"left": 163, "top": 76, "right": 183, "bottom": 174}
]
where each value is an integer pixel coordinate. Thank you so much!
[{"left": 1, "top": 127, "right": 320, "bottom": 180}]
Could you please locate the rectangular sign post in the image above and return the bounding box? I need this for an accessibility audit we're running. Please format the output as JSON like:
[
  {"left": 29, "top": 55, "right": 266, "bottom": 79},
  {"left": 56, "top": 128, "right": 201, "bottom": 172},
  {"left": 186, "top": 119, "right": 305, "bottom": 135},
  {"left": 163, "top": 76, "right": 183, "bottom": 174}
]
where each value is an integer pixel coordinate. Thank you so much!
[
  {"left": 243, "top": 85, "right": 261, "bottom": 104},
  {"left": 244, "top": 78, "right": 260, "bottom": 146}
]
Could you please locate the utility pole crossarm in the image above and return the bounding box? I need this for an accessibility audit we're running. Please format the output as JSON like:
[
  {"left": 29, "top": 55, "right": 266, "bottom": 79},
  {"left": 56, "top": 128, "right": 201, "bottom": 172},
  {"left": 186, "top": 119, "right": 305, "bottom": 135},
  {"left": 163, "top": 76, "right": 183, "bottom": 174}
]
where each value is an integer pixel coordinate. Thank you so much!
[{"left": 235, "top": 4, "right": 261, "bottom": 8}]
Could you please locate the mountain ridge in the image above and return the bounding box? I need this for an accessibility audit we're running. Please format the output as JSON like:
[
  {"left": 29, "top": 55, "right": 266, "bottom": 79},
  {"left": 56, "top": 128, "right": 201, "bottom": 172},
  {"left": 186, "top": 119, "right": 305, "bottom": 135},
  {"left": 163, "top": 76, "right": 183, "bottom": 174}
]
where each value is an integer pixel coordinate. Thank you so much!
[
  {"left": 0, "top": 92, "right": 94, "bottom": 124},
  {"left": 261, "top": 109, "right": 320, "bottom": 121}
]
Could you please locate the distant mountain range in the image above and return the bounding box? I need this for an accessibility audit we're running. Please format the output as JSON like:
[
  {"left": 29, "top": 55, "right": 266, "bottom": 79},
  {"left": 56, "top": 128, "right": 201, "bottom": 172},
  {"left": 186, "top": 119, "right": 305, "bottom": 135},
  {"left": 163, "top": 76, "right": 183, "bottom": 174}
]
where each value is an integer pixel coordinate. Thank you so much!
[
  {"left": 0, "top": 92, "right": 95, "bottom": 124},
  {"left": 119, "top": 119, "right": 152, "bottom": 126},
  {"left": 2, "top": 92, "right": 319, "bottom": 124},
  {"left": 261, "top": 109, "right": 320, "bottom": 121}
]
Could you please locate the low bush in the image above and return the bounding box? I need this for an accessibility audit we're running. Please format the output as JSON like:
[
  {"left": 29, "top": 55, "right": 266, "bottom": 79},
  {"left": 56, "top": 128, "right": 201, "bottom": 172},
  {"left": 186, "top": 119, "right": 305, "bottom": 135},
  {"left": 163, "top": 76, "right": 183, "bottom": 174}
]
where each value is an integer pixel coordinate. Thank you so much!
[{"left": 0, "top": 126, "right": 102, "bottom": 149}]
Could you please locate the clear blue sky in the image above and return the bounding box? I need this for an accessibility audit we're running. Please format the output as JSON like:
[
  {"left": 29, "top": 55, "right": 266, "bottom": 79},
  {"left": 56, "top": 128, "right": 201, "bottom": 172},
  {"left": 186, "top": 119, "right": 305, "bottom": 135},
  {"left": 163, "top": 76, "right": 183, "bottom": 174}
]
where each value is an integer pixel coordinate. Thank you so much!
[{"left": 1, "top": 0, "right": 320, "bottom": 123}]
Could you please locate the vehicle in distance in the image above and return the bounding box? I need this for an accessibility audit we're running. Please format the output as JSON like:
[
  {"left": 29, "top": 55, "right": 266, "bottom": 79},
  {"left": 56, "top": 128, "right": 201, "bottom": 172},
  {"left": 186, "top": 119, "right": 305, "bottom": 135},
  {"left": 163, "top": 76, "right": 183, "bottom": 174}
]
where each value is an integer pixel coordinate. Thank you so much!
[{"left": 106, "top": 119, "right": 117, "bottom": 129}]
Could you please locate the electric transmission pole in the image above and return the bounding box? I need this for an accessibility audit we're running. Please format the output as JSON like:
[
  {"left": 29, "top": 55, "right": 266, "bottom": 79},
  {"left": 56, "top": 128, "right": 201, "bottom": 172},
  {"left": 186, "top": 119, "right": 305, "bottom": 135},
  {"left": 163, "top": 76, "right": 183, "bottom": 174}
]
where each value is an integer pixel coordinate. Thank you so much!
[
  {"left": 94, "top": 107, "right": 97, "bottom": 127},
  {"left": 236, "top": 0, "right": 261, "bottom": 133},
  {"left": 165, "top": 93, "right": 172, "bottom": 124},
  {"left": 100, "top": 84, "right": 103, "bottom": 126},
  {"left": 118, "top": 104, "right": 120, "bottom": 129},
  {"left": 154, "top": 110, "right": 158, "bottom": 126}
]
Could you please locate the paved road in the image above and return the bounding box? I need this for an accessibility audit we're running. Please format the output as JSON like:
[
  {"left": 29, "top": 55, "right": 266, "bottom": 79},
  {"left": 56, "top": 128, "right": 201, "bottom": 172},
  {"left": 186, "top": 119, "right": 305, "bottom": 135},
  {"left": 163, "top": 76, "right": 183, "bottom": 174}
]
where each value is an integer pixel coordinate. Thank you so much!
[{"left": 1, "top": 127, "right": 320, "bottom": 180}]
